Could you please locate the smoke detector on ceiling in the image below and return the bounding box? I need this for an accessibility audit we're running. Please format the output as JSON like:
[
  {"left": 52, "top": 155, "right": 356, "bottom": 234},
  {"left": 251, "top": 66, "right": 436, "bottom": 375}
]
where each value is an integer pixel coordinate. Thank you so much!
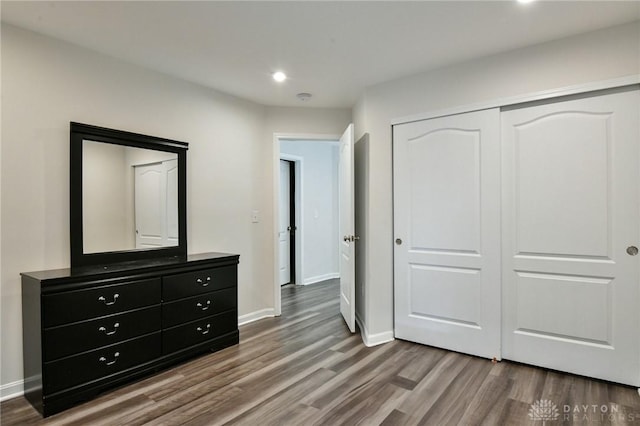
[{"left": 296, "top": 93, "right": 312, "bottom": 102}]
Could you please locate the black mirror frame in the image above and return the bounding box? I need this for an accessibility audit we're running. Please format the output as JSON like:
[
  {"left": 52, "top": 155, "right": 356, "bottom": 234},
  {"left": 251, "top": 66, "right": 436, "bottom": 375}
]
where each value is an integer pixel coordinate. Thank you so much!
[{"left": 70, "top": 122, "right": 188, "bottom": 268}]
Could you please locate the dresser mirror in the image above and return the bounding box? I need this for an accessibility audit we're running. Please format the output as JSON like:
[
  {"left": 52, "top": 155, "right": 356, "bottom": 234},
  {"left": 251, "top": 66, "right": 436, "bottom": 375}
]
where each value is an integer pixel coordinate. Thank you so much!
[{"left": 70, "top": 122, "right": 188, "bottom": 267}]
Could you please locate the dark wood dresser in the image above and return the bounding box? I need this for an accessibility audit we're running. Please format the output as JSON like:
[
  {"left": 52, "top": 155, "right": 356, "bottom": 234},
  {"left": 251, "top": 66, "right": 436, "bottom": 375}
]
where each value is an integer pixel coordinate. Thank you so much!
[{"left": 21, "top": 252, "right": 239, "bottom": 417}]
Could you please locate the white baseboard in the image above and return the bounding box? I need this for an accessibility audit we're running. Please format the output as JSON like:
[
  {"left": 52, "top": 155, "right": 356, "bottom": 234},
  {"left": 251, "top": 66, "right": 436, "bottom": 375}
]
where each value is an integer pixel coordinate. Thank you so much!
[
  {"left": 356, "top": 312, "right": 394, "bottom": 347},
  {"left": 302, "top": 272, "right": 339, "bottom": 286},
  {"left": 1, "top": 379, "right": 24, "bottom": 402},
  {"left": 238, "top": 308, "right": 276, "bottom": 326}
]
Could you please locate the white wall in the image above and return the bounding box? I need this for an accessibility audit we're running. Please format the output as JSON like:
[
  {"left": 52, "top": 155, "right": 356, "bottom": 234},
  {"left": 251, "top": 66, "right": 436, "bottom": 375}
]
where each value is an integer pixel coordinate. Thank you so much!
[
  {"left": 82, "top": 142, "right": 130, "bottom": 253},
  {"left": 0, "top": 24, "right": 351, "bottom": 396},
  {"left": 280, "top": 141, "right": 339, "bottom": 284},
  {"left": 353, "top": 21, "right": 640, "bottom": 340}
]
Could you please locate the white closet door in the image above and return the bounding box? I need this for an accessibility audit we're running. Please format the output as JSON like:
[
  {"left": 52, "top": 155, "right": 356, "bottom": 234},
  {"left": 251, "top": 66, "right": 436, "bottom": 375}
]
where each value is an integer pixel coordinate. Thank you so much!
[
  {"left": 502, "top": 89, "right": 640, "bottom": 386},
  {"left": 394, "top": 108, "right": 501, "bottom": 359}
]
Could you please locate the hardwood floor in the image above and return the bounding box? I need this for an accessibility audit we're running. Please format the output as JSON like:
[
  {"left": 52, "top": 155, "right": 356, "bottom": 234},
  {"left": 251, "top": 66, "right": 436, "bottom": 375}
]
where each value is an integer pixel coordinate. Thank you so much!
[{"left": 3, "top": 279, "right": 640, "bottom": 425}]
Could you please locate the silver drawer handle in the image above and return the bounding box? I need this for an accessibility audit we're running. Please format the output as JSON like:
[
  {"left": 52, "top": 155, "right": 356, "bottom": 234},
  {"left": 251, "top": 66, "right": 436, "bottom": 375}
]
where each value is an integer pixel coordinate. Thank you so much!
[
  {"left": 98, "top": 322, "right": 120, "bottom": 336},
  {"left": 196, "top": 300, "right": 211, "bottom": 311},
  {"left": 196, "top": 277, "right": 211, "bottom": 287},
  {"left": 99, "top": 351, "right": 120, "bottom": 366},
  {"left": 98, "top": 294, "right": 119, "bottom": 306},
  {"left": 196, "top": 324, "right": 211, "bottom": 335}
]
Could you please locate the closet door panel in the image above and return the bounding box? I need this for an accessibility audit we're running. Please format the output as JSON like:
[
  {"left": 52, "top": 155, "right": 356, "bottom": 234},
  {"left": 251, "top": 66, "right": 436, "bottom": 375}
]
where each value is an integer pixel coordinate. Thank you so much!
[
  {"left": 393, "top": 108, "right": 501, "bottom": 360},
  {"left": 502, "top": 89, "right": 640, "bottom": 386}
]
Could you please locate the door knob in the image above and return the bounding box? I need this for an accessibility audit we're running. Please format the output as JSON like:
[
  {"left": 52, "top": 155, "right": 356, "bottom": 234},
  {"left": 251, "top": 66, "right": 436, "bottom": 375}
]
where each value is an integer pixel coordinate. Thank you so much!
[
  {"left": 287, "top": 226, "right": 291, "bottom": 231},
  {"left": 627, "top": 246, "right": 638, "bottom": 256},
  {"left": 395, "top": 238, "right": 402, "bottom": 245}
]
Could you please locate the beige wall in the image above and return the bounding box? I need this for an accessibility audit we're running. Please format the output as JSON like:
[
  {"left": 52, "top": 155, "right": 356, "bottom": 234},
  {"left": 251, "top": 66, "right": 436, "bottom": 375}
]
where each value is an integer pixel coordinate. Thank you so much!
[
  {"left": 353, "top": 21, "right": 640, "bottom": 338},
  {"left": 0, "top": 24, "right": 350, "bottom": 394},
  {"left": 82, "top": 142, "right": 130, "bottom": 253}
]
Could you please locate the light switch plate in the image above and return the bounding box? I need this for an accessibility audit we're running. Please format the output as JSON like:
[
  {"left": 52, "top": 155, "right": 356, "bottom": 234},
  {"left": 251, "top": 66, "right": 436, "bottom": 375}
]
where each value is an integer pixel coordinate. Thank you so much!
[{"left": 251, "top": 210, "right": 259, "bottom": 223}]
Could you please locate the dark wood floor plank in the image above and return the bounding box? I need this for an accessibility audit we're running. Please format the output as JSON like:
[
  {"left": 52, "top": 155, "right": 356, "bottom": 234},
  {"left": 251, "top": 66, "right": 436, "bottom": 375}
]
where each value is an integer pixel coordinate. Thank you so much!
[
  {"left": 319, "top": 382, "right": 409, "bottom": 426},
  {"left": 418, "top": 356, "right": 494, "bottom": 425},
  {"left": 485, "top": 398, "right": 533, "bottom": 426},
  {"left": 380, "top": 408, "right": 413, "bottom": 426},
  {"left": 3, "top": 279, "right": 640, "bottom": 426},
  {"left": 457, "top": 362, "right": 513, "bottom": 425},
  {"left": 395, "top": 351, "right": 471, "bottom": 421},
  {"left": 302, "top": 342, "right": 400, "bottom": 410},
  {"left": 304, "top": 344, "right": 416, "bottom": 424},
  {"left": 219, "top": 368, "right": 336, "bottom": 425},
  {"left": 395, "top": 343, "right": 447, "bottom": 383},
  {"left": 330, "top": 333, "right": 365, "bottom": 353},
  {"left": 137, "top": 385, "right": 245, "bottom": 426},
  {"left": 145, "top": 343, "right": 343, "bottom": 425},
  {"left": 507, "top": 361, "right": 548, "bottom": 404},
  {"left": 58, "top": 394, "right": 155, "bottom": 426}
]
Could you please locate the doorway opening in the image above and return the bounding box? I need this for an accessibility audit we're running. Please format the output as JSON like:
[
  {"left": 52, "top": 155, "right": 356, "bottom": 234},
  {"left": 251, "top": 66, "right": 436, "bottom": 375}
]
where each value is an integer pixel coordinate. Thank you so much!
[
  {"left": 273, "top": 133, "right": 341, "bottom": 316},
  {"left": 279, "top": 158, "right": 297, "bottom": 286}
]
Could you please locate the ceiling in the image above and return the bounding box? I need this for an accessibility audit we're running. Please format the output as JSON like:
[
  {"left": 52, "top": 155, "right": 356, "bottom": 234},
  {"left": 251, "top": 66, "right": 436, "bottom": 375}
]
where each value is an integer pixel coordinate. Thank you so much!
[{"left": 2, "top": 1, "right": 639, "bottom": 108}]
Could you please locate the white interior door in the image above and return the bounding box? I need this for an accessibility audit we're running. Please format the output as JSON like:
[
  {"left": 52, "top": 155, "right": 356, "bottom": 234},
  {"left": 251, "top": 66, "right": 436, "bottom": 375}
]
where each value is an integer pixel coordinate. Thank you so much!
[
  {"left": 166, "top": 159, "right": 179, "bottom": 245},
  {"left": 279, "top": 160, "right": 292, "bottom": 285},
  {"left": 135, "top": 159, "right": 178, "bottom": 249},
  {"left": 339, "top": 124, "right": 356, "bottom": 333},
  {"left": 394, "top": 108, "right": 501, "bottom": 359},
  {"left": 135, "top": 162, "right": 165, "bottom": 248},
  {"left": 502, "top": 89, "right": 640, "bottom": 386}
]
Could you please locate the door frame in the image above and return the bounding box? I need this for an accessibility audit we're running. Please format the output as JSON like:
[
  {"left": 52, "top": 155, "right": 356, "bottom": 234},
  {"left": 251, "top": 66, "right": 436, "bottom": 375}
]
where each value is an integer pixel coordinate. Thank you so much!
[
  {"left": 273, "top": 133, "right": 341, "bottom": 316},
  {"left": 279, "top": 155, "right": 303, "bottom": 286}
]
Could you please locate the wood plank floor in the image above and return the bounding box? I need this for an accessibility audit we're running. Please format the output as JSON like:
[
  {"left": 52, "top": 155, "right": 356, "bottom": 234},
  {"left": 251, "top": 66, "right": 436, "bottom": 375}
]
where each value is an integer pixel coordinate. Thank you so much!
[{"left": 3, "top": 279, "right": 640, "bottom": 425}]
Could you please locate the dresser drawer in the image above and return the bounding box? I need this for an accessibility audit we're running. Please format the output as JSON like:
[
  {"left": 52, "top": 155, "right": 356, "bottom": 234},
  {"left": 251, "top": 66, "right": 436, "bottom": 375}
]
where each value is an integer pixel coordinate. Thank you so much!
[
  {"left": 43, "top": 278, "right": 161, "bottom": 327},
  {"left": 43, "top": 332, "right": 161, "bottom": 395},
  {"left": 162, "top": 287, "right": 236, "bottom": 328},
  {"left": 162, "top": 310, "right": 237, "bottom": 354},
  {"left": 43, "top": 306, "right": 161, "bottom": 362},
  {"left": 162, "top": 266, "right": 236, "bottom": 301}
]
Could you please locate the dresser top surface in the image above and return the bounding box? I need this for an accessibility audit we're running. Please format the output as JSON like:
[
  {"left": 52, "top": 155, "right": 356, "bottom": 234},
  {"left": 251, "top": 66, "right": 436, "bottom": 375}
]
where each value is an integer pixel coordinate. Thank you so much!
[{"left": 21, "top": 252, "right": 239, "bottom": 282}]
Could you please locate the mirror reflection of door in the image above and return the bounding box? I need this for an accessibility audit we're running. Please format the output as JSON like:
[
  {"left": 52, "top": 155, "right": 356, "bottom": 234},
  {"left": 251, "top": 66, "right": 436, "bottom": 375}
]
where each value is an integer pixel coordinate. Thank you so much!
[
  {"left": 134, "top": 159, "right": 178, "bottom": 248},
  {"left": 279, "top": 160, "right": 296, "bottom": 285}
]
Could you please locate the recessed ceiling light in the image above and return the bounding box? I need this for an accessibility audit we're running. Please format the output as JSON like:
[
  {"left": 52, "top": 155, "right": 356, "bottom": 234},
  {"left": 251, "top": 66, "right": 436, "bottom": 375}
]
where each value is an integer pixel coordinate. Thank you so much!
[{"left": 272, "top": 71, "right": 287, "bottom": 82}]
